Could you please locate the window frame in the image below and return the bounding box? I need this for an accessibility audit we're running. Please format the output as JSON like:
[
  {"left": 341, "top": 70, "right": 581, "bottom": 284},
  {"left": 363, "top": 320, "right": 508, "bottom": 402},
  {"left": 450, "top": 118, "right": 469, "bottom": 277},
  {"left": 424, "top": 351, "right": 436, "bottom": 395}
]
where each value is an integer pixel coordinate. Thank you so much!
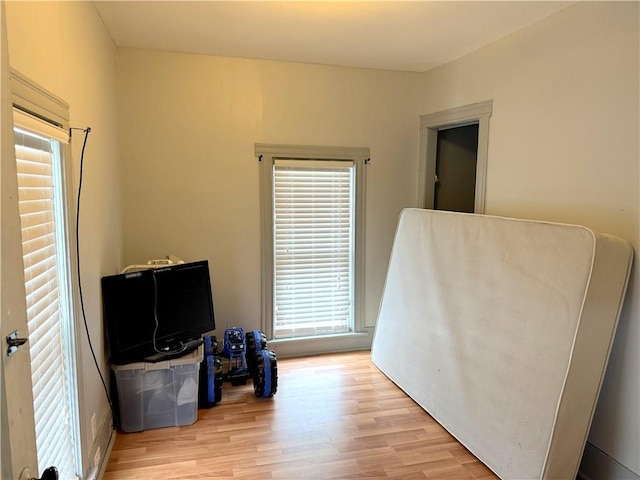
[{"left": 257, "top": 144, "right": 368, "bottom": 342}]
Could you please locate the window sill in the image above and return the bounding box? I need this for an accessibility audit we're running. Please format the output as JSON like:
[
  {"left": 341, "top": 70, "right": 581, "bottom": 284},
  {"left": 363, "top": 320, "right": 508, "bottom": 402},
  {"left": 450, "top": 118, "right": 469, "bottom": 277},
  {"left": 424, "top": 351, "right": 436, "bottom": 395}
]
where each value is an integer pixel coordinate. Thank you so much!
[{"left": 267, "top": 330, "right": 372, "bottom": 358}]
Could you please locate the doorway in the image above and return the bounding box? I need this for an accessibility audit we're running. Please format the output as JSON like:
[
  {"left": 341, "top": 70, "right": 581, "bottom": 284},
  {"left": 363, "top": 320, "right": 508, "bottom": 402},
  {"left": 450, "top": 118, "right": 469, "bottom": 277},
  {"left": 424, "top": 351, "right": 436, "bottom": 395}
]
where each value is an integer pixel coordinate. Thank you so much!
[
  {"left": 417, "top": 100, "right": 492, "bottom": 213},
  {"left": 434, "top": 124, "right": 479, "bottom": 213}
]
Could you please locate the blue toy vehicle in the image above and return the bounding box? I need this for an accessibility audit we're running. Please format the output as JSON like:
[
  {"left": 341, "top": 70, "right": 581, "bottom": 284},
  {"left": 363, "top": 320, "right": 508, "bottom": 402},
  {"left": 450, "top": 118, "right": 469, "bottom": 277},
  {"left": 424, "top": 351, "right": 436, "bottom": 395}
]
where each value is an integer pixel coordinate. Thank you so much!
[
  {"left": 222, "top": 327, "right": 250, "bottom": 385},
  {"left": 217, "top": 327, "right": 277, "bottom": 397}
]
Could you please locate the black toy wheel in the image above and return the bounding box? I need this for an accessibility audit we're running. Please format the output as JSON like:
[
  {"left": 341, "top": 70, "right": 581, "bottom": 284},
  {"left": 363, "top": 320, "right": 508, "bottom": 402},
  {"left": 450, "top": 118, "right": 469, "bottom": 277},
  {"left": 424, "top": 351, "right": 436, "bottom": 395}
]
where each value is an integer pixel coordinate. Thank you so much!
[
  {"left": 245, "top": 330, "right": 268, "bottom": 377},
  {"left": 245, "top": 330, "right": 267, "bottom": 352},
  {"left": 203, "top": 335, "right": 219, "bottom": 356},
  {"left": 213, "top": 357, "right": 223, "bottom": 403},
  {"left": 253, "top": 350, "right": 277, "bottom": 398},
  {"left": 199, "top": 351, "right": 222, "bottom": 408}
]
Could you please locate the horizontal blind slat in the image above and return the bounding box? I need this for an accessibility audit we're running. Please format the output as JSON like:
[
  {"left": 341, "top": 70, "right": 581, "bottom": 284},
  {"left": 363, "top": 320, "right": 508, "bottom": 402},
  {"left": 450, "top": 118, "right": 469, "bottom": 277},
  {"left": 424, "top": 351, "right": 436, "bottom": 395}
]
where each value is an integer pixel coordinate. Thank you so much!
[{"left": 15, "top": 151, "right": 54, "bottom": 167}]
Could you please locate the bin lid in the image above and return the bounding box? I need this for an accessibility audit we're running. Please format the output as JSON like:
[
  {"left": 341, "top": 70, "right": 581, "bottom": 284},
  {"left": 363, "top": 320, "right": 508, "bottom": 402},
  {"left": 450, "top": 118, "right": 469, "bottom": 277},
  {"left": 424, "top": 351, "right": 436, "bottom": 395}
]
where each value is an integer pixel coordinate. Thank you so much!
[{"left": 111, "top": 345, "right": 204, "bottom": 371}]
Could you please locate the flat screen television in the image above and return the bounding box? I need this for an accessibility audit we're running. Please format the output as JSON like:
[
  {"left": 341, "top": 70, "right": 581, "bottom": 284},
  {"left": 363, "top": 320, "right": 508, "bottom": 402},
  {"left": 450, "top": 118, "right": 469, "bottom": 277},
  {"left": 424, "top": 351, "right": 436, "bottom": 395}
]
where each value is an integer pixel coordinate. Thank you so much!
[{"left": 101, "top": 260, "right": 216, "bottom": 364}]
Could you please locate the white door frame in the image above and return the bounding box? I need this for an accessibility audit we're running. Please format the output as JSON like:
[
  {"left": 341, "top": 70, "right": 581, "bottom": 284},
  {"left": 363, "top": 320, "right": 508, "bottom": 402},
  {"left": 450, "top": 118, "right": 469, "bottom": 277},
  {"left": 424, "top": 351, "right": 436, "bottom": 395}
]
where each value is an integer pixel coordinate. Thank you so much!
[{"left": 417, "top": 100, "right": 492, "bottom": 213}]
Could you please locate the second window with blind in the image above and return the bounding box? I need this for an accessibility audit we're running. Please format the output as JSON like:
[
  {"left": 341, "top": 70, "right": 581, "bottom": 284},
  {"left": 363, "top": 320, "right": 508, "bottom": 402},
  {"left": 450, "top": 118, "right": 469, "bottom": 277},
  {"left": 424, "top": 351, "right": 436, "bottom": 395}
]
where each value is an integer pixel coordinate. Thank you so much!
[{"left": 257, "top": 145, "right": 367, "bottom": 341}]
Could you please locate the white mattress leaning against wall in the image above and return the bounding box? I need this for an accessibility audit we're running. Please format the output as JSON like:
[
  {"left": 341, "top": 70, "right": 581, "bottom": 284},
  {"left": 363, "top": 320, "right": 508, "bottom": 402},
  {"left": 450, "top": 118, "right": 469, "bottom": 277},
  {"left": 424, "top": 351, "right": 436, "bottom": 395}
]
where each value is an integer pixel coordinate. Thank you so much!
[{"left": 371, "top": 208, "right": 633, "bottom": 480}]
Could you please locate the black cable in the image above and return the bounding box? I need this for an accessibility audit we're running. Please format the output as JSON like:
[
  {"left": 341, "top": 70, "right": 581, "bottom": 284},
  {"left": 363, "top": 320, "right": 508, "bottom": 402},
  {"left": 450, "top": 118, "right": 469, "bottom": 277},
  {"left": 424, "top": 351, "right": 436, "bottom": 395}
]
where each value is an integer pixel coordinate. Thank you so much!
[
  {"left": 151, "top": 270, "right": 186, "bottom": 357},
  {"left": 73, "top": 127, "right": 120, "bottom": 428}
]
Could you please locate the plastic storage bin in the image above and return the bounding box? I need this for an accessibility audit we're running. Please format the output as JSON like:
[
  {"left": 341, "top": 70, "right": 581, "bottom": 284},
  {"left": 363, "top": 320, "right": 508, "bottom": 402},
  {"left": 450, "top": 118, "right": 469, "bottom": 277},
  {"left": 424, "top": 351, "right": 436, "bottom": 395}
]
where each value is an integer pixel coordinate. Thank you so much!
[{"left": 112, "top": 346, "right": 203, "bottom": 432}]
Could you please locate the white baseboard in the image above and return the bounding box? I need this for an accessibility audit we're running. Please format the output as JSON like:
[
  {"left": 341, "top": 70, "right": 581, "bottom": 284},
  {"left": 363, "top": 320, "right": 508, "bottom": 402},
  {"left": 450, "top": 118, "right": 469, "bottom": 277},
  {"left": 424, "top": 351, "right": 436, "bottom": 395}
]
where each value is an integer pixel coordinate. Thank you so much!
[
  {"left": 84, "top": 409, "right": 115, "bottom": 480},
  {"left": 267, "top": 330, "right": 372, "bottom": 358},
  {"left": 578, "top": 442, "right": 639, "bottom": 480}
]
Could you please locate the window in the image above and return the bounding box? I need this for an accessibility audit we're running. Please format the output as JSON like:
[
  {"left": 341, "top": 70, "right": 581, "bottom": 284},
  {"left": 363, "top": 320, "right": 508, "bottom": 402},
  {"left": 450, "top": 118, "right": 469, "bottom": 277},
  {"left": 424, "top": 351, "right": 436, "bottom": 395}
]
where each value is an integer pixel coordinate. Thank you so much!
[
  {"left": 12, "top": 71, "right": 81, "bottom": 480},
  {"left": 257, "top": 144, "right": 367, "bottom": 341}
]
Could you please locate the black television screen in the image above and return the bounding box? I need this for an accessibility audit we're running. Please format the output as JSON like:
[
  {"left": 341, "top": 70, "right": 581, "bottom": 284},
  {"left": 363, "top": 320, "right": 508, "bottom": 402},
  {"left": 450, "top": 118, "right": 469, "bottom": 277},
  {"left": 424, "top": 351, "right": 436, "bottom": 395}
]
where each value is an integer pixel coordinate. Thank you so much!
[{"left": 101, "top": 260, "right": 215, "bottom": 364}]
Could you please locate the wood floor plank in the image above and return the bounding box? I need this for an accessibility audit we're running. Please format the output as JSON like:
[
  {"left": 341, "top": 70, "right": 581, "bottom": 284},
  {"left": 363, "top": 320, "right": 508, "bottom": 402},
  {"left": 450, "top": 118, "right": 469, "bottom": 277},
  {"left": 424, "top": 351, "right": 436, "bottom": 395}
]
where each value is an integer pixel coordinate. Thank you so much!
[{"left": 104, "top": 350, "right": 498, "bottom": 479}]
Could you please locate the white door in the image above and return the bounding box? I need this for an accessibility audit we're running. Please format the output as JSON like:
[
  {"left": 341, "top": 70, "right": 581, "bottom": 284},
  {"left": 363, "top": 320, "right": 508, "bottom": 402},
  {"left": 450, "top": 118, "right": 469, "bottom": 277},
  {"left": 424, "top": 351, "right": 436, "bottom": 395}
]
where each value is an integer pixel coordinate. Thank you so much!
[{"left": 1, "top": 2, "right": 39, "bottom": 479}]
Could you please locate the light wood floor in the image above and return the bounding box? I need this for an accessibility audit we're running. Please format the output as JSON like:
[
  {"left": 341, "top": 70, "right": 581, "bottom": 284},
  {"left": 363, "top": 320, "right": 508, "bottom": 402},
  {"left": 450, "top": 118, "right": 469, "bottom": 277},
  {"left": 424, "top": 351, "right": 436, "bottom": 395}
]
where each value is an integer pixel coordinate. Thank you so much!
[{"left": 104, "top": 350, "right": 497, "bottom": 479}]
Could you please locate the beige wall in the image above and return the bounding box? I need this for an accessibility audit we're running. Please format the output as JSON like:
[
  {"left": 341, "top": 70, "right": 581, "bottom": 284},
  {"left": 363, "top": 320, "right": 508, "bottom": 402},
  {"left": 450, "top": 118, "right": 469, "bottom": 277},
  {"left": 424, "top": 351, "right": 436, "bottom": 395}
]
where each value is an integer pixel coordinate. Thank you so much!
[
  {"left": 419, "top": 2, "right": 639, "bottom": 475},
  {"left": 117, "top": 49, "right": 420, "bottom": 339},
  {"left": 4, "top": 0, "right": 637, "bottom": 477},
  {"left": 5, "top": 1, "right": 121, "bottom": 476}
]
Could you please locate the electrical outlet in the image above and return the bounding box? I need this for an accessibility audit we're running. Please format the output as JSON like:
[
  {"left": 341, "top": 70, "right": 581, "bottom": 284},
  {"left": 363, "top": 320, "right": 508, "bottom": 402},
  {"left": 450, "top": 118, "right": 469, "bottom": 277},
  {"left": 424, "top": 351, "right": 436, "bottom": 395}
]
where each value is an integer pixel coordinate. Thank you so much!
[
  {"left": 91, "top": 413, "right": 97, "bottom": 441},
  {"left": 94, "top": 446, "right": 101, "bottom": 468}
]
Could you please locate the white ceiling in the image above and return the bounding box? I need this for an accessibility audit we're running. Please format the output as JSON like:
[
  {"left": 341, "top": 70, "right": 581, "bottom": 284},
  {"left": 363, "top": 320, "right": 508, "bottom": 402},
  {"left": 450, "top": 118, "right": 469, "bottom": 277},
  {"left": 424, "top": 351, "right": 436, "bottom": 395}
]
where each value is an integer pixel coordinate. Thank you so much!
[{"left": 93, "top": 1, "right": 573, "bottom": 73}]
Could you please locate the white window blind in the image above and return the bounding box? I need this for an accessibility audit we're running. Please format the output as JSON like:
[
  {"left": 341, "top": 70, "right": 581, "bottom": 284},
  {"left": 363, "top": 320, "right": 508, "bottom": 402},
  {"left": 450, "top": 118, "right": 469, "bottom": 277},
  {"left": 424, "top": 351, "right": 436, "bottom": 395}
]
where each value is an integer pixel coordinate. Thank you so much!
[
  {"left": 14, "top": 121, "right": 78, "bottom": 480},
  {"left": 273, "top": 159, "right": 354, "bottom": 338}
]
